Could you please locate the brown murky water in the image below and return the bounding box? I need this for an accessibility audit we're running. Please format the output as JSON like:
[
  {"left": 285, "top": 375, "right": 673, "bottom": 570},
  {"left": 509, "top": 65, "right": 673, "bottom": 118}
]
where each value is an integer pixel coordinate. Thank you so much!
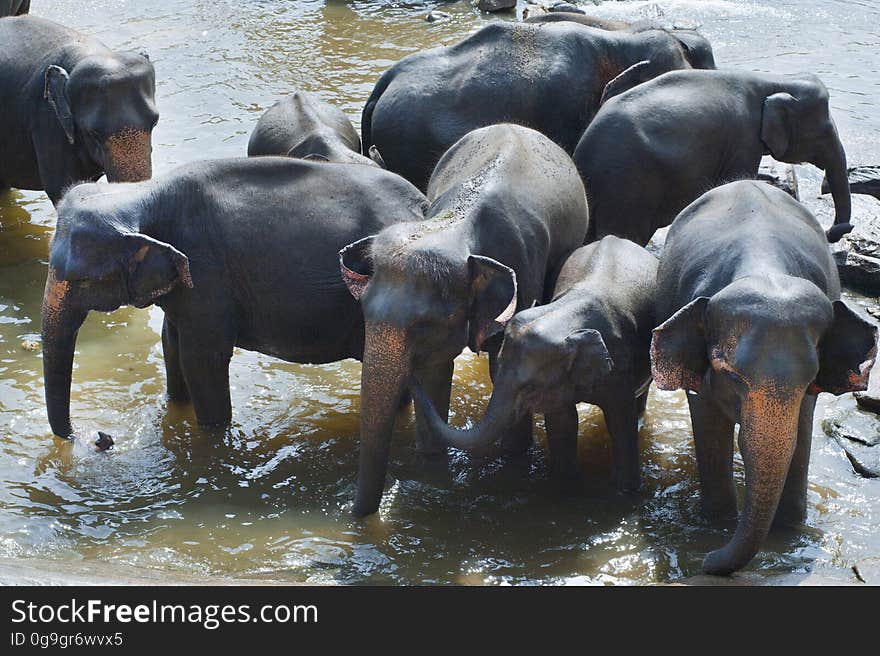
[{"left": 1, "top": 0, "right": 879, "bottom": 584}]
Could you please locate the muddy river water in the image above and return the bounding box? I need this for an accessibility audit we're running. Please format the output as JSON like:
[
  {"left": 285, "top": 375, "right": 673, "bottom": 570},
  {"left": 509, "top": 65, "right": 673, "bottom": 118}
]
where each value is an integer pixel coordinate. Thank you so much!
[{"left": 1, "top": 0, "right": 879, "bottom": 584}]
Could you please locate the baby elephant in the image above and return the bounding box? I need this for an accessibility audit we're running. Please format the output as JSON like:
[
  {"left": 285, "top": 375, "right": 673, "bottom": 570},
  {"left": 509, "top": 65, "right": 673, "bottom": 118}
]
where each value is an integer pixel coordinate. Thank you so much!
[
  {"left": 247, "top": 91, "right": 376, "bottom": 166},
  {"left": 413, "top": 236, "right": 658, "bottom": 490},
  {"left": 653, "top": 180, "right": 877, "bottom": 576}
]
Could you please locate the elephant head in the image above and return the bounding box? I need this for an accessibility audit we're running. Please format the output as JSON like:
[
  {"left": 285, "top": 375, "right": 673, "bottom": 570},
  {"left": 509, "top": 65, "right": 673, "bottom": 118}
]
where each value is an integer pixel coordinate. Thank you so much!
[
  {"left": 42, "top": 188, "right": 192, "bottom": 439},
  {"left": 760, "top": 76, "right": 852, "bottom": 241},
  {"left": 411, "top": 305, "right": 613, "bottom": 451},
  {"left": 339, "top": 230, "right": 517, "bottom": 516},
  {"left": 44, "top": 51, "right": 158, "bottom": 183},
  {"left": 651, "top": 276, "right": 877, "bottom": 575},
  {"left": 668, "top": 28, "right": 716, "bottom": 70}
]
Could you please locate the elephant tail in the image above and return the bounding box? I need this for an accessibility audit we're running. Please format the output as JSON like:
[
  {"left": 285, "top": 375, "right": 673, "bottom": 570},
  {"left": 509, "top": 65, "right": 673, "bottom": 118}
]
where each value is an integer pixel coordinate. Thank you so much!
[{"left": 360, "top": 67, "right": 397, "bottom": 155}]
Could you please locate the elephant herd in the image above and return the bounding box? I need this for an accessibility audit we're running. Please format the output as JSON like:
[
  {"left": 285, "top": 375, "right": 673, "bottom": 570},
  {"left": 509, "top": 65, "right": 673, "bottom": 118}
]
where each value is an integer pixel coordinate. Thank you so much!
[{"left": 1, "top": 8, "right": 877, "bottom": 577}]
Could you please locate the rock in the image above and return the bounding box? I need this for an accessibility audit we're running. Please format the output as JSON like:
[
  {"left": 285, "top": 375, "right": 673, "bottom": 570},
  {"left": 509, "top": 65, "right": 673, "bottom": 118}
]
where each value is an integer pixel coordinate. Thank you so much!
[
  {"left": 95, "top": 431, "right": 115, "bottom": 451},
  {"left": 549, "top": 3, "right": 587, "bottom": 14},
  {"left": 522, "top": 3, "right": 548, "bottom": 20},
  {"left": 822, "top": 405, "right": 880, "bottom": 478},
  {"left": 20, "top": 339, "right": 40, "bottom": 352},
  {"left": 855, "top": 365, "right": 880, "bottom": 414},
  {"left": 425, "top": 10, "right": 451, "bottom": 23},
  {"left": 757, "top": 157, "right": 799, "bottom": 199},
  {"left": 852, "top": 557, "right": 880, "bottom": 584},
  {"left": 822, "top": 166, "right": 880, "bottom": 200},
  {"left": 477, "top": 0, "right": 516, "bottom": 12},
  {"left": 811, "top": 192, "right": 880, "bottom": 295}
]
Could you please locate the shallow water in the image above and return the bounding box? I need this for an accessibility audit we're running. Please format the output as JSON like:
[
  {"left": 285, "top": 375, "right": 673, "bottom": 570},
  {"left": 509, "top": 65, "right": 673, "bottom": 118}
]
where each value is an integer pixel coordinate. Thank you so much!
[{"left": 1, "top": 0, "right": 879, "bottom": 584}]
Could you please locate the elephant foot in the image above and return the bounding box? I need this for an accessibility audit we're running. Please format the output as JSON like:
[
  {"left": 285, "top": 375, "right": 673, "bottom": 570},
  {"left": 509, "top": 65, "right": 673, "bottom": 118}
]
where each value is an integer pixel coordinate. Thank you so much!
[{"left": 826, "top": 222, "right": 854, "bottom": 243}]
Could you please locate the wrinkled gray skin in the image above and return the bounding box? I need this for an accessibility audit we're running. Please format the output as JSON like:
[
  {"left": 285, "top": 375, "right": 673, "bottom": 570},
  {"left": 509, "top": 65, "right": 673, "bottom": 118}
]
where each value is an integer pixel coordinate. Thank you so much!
[
  {"left": 41, "top": 157, "right": 427, "bottom": 442},
  {"left": 339, "top": 124, "right": 589, "bottom": 516},
  {"left": 362, "top": 20, "right": 714, "bottom": 191},
  {"left": 413, "top": 236, "right": 657, "bottom": 491},
  {"left": 653, "top": 180, "right": 877, "bottom": 576},
  {"left": 0, "top": 0, "right": 28, "bottom": 17},
  {"left": 247, "top": 91, "right": 375, "bottom": 166},
  {"left": 575, "top": 69, "right": 853, "bottom": 246},
  {"left": 0, "top": 16, "right": 157, "bottom": 205}
]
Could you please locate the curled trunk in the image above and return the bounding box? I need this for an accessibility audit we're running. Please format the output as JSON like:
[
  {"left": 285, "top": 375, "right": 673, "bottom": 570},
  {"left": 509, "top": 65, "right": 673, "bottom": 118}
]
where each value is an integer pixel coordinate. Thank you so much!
[
  {"left": 410, "top": 378, "right": 516, "bottom": 451},
  {"left": 702, "top": 391, "right": 801, "bottom": 575},
  {"left": 41, "top": 267, "right": 87, "bottom": 438},
  {"left": 354, "top": 322, "right": 409, "bottom": 517}
]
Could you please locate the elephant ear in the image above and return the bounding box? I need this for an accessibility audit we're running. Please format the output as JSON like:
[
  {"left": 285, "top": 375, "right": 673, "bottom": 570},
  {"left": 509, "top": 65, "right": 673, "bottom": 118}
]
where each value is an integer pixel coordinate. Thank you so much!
[
  {"left": 125, "top": 234, "right": 193, "bottom": 308},
  {"left": 44, "top": 65, "right": 76, "bottom": 145},
  {"left": 651, "top": 297, "right": 710, "bottom": 392},
  {"left": 565, "top": 329, "right": 614, "bottom": 379},
  {"left": 808, "top": 300, "right": 878, "bottom": 395},
  {"left": 761, "top": 92, "right": 797, "bottom": 160},
  {"left": 600, "top": 60, "right": 651, "bottom": 105},
  {"left": 339, "top": 236, "right": 375, "bottom": 300},
  {"left": 467, "top": 255, "right": 517, "bottom": 353}
]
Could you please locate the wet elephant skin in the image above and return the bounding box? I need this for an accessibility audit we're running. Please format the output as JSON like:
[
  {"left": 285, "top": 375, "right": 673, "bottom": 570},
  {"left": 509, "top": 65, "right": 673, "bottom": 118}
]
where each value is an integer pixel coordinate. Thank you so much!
[
  {"left": 40, "top": 157, "right": 427, "bottom": 446},
  {"left": 651, "top": 180, "right": 877, "bottom": 575},
  {"left": 0, "top": 16, "right": 157, "bottom": 205}
]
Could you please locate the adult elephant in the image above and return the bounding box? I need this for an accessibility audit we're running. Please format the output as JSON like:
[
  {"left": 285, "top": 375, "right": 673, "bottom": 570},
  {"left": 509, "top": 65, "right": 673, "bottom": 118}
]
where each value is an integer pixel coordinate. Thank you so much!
[
  {"left": 575, "top": 70, "right": 853, "bottom": 245},
  {"left": 0, "top": 16, "right": 157, "bottom": 205},
  {"left": 0, "top": 0, "right": 28, "bottom": 17},
  {"left": 339, "top": 124, "right": 589, "bottom": 516},
  {"left": 652, "top": 180, "right": 877, "bottom": 575},
  {"left": 361, "top": 20, "right": 715, "bottom": 191},
  {"left": 41, "top": 157, "right": 427, "bottom": 440}
]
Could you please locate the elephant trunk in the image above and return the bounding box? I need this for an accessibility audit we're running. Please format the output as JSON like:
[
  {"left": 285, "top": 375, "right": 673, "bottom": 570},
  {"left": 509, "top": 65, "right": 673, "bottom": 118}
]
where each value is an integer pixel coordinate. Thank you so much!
[
  {"left": 821, "top": 127, "right": 853, "bottom": 243},
  {"left": 353, "top": 322, "right": 410, "bottom": 517},
  {"left": 411, "top": 377, "right": 515, "bottom": 451},
  {"left": 103, "top": 128, "right": 152, "bottom": 182},
  {"left": 702, "top": 391, "right": 801, "bottom": 576},
  {"left": 41, "top": 267, "right": 88, "bottom": 438}
]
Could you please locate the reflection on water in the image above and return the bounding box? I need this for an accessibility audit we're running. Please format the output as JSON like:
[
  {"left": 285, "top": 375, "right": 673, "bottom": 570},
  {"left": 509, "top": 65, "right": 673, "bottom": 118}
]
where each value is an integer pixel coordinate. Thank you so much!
[{"left": 0, "top": 0, "right": 878, "bottom": 584}]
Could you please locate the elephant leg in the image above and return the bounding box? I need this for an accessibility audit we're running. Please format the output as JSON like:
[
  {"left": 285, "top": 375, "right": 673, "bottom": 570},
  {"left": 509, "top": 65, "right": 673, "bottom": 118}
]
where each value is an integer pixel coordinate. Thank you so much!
[
  {"left": 774, "top": 394, "right": 815, "bottom": 527},
  {"left": 545, "top": 404, "right": 579, "bottom": 479},
  {"left": 161, "top": 316, "right": 189, "bottom": 402},
  {"left": 412, "top": 357, "right": 454, "bottom": 457},
  {"left": 177, "top": 325, "right": 235, "bottom": 428},
  {"left": 602, "top": 393, "right": 641, "bottom": 491},
  {"left": 687, "top": 392, "right": 737, "bottom": 520}
]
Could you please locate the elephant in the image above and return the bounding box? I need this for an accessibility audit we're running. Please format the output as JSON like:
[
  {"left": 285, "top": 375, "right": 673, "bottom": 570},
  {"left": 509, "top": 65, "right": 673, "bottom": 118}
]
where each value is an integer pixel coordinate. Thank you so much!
[
  {"left": 339, "top": 124, "right": 589, "bottom": 516},
  {"left": 0, "top": 16, "right": 157, "bottom": 205},
  {"left": 652, "top": 180, "right": 877, "bottom": 576},
  {"left": 361, "top": 19, "right": 715, "bottom": 191},
  {"left": 525, "top": 9, "right": 716, "bottom": 67},
  {"left": 574, "top": 69, "right": 854, "bottom": 246},
  {"left": 247, "top": 91, "right": 377, "bottom": 166},
  {"left": 41, "top": 156, "right": 427, "bottom": 440},
  {"left": 0, "top": 0, "right": 28, "bottom": 17},
  {"left": 411, "top": 236, "right": 658, "bottom": 490}
]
